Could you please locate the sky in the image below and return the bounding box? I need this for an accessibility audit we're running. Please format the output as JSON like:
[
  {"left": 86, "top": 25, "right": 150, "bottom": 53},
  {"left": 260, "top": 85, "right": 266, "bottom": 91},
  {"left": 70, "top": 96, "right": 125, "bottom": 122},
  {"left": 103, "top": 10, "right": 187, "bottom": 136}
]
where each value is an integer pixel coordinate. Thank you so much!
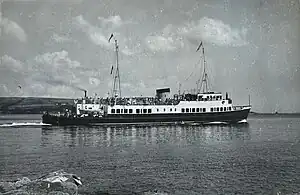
[{"left": 0, "top": 0, "right": 299, "bottom": 113}]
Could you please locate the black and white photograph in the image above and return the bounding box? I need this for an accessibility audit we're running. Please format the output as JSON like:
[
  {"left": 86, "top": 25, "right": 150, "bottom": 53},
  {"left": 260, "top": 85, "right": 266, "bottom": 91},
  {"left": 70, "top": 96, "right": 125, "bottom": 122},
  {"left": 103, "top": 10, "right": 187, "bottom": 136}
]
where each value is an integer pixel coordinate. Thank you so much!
[{"left": 0, "top": 0, "right": 299, "bottom": 194}]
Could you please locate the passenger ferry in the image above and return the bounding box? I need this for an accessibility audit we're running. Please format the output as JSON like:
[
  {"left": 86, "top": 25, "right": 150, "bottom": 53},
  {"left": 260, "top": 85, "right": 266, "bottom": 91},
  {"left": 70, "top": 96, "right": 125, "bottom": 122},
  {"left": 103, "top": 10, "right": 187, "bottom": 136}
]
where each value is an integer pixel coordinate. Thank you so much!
[{"left": 42, "top": 34, "right": 251, "bottom": 126}]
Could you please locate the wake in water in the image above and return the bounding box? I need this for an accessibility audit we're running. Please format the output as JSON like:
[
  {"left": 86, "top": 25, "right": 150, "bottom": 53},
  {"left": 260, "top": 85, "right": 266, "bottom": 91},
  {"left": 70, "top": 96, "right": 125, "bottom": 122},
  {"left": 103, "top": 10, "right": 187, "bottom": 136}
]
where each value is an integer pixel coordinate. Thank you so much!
[
  {"left": 0, "top": 170, "right": 81, "bottom": 195},
  {"left": 0, "top": 122, "right": 51, "bottom": 128},
  {"left": 201, "top": 119, "right": 248, "bottom": 125}
]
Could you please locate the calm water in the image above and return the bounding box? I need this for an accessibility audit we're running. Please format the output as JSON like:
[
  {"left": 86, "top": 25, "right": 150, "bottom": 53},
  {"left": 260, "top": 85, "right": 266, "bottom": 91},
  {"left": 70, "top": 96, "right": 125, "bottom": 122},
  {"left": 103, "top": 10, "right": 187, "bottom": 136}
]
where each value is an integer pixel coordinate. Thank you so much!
[{"left": 0, "top": 114, "right": 299, "bottom": 195}]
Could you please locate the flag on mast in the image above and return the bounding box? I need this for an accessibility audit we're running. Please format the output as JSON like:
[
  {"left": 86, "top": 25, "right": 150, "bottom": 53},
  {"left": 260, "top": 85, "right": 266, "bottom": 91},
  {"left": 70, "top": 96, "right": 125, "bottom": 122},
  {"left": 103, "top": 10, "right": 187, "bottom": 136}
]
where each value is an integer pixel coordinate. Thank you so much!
[
  {"left": 110, "top": 65, "right": 113, "bottom": 74},
  {"left": 108, "top": 33, "right": 114, "bottom": 43},
  {"left": 196, "top": 41, "right": 203, "bottom": 52}
]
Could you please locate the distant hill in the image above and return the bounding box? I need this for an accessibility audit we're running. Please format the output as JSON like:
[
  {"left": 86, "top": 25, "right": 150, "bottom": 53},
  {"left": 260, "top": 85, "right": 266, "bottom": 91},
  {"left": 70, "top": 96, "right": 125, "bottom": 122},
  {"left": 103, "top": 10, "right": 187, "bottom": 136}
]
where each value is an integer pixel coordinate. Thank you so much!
[
  {"left": 0, "top": 97, "right": 75, "bottom": 114},
  {"left": 249, "top": 111, "right": 300, "bottom": 117}
]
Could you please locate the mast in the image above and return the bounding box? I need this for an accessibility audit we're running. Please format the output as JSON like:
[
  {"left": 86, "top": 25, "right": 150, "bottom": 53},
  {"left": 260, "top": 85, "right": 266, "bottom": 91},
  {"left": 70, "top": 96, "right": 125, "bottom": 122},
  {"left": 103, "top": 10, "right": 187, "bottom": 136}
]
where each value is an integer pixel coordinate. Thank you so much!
[
  {"left": 248, "top": 94, "right": 251, "bottom": 106},
  {"left": 201, "top": 46, "right": 209, "bottom": 93},
  {"left": 110, "top": 35, "right": 121, "bottom": 98},
  {"left": 197, "top": 42, "right": 209, "bottom": 93}
]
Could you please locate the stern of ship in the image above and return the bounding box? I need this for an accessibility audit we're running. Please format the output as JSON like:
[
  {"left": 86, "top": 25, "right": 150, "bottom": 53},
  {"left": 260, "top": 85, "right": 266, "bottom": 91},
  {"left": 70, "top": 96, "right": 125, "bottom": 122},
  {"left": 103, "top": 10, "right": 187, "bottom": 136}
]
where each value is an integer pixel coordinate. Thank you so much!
[{"left": 42, "top": 112, "right": 59, "bottom": 125}]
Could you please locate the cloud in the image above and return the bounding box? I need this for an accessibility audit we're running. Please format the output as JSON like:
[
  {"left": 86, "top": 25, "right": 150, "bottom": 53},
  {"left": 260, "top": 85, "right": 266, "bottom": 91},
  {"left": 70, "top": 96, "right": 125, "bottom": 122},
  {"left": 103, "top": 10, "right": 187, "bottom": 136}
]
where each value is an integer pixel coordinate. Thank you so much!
[
  {"left": 98, "top": 15, "right": 123, "bottom": 28},
  {"left": 31, "top": 50, "right": 84, "bottom": 91},
  {"left": 145, "top": 17, "right": 247, "bottom": 52},
  {"left": 8, "top": 50, "right": 84, "bottom": 96},
  {"left": 89, "top": 77, "right": 100, "bottom": 86},
  {"left": 0, "top": 55, "right": 26, "bottom": 96},
  {"left": 34, "top": 50, "right": 80, "bottom": 69},
  {"left": 145, "top": 36, "right": 177, "bottom": 52},
  {"left": 73, "top": 15, "right": 111, "bottom": 48},
  {"left": 145, "top": 24, "right": 184, "bottom": 52},
  {"left": 73, "top": 15, "right": 135, "bottom": 56},
  {"left": 50, "top": 33, "right": 72, "bottom": 43},
  {"left": 29, "top": 50, "right": 107, "bottom": 96},
  {"left": 178, "top": 17, "right": 248, "bottom": 47},
  {"left": 1, "top": 55, "right": 23, "bottom": 72},
  {"left": 98, "top": 15, "right": 136, "bottom": 28},
  {"left": 0, "top": 50, "right": 107, "bottom": 97},
  {"left": 1, "top": 84, "right": 9, "bottom": 94},
  {"left": 122, "top": 45, "right": 135, "bottom": 56},
  {"left": 0, "top": 12, "right": 27, "bottom": 42}
]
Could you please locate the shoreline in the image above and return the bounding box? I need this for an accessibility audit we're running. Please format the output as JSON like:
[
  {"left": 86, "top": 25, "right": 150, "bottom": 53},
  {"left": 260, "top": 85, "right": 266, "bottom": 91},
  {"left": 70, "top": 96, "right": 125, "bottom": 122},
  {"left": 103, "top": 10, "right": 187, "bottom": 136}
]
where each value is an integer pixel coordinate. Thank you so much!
[{"left": 0, "top": 97, "right": 299, "bottom": 116}]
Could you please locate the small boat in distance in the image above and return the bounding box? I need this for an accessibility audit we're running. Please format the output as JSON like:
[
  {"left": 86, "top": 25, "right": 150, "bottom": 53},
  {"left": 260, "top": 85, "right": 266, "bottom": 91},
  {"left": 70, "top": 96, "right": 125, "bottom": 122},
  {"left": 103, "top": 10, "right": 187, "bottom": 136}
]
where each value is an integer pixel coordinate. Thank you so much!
[{"left": 42, "top": 35, "right": 251, "bottom": 126}]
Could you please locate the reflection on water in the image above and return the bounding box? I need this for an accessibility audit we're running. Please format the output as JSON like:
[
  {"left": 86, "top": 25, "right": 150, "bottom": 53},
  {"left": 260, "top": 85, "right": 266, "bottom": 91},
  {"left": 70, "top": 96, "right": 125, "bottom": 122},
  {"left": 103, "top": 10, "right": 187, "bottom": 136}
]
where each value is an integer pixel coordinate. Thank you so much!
[
  {"left": 2, "top": 117, "right": 299, "bottom": 194},
  {"left": 40, "top": 123, "right": 250, "bottom": 149}
]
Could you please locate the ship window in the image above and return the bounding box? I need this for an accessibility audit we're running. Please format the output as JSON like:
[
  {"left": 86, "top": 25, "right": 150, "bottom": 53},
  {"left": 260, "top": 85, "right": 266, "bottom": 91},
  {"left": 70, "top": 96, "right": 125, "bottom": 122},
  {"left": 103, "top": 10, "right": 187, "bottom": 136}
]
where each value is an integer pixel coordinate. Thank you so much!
[
  {"left": 220, "top": 107, "right": 223, "bottom": 111},
  {"left": 200, "top": 108, "right": 202, "bottom": 112},
  {"left": 117, "top": 109, "right": 120, "bottom": 113},
  {"left": 136, "top": 109, "right": 140, "bottom": 114},
  {"left": 228, "top": 107, "right": 231, "bottom": 111},
  {"left": 124, "top": 109, "right": 128, "bottom": 113},
  {"left": 170, "top": 108, "right": 172, "bottom": 112},
  {"left": 224, "top": 107, "right": 226, "bottom": 111},
  {"left": 182, "top": 108, "right": 185, "bottom": 113},
  {"left": 164, "top": 108, "right": 166, "bottom": 112},
  {"left": 85, "top": 106, "right": 87, "bottom": 109},
  {"left": 214, "top": 108, "right": 216, "bottom": 111},
  {"left": 148, "top": 109, "right": 151, "bottom": 113},
  {"left": 157, "top": 108, "right": 159, "bottom": 112},
  {"left": 121, "top": 109, "right": 123, "bottom": 113},
  {"left": 210, "top": 108, "right": 213, "bottom": 112},
  {"left": 175, "top": 108, "right": 176, "bottom": 111},
  {"left": 192, "top": 108, "right": 195, "bottom": 112},
  {"left": 129, "top": 109, "right": 133, "bottom": 113},
  {"left": 196, "top": 108, "right": 199, "bottom": 112},
  {"left": 186, "top": 108, "right": 189, "bottom": 112},
  {"left": 203, "top": 108, "right": 206, "bottom": 112},
  {"left": 143, "top": 109, "right": 147, "bottom": 113},
  {"left": 217, "top": 107, "right": 219, "bottom": 111},
  {"left": 111, "top": 109, "right": 115, "bottom": 113}
]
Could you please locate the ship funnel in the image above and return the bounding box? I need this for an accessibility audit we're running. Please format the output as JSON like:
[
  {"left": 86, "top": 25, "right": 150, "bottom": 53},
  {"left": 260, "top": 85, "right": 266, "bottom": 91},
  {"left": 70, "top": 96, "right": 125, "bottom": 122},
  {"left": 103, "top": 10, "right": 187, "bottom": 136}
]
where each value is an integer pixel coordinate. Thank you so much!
[{"left": 156, "top": 87, "right": 170, "bottom": 102}]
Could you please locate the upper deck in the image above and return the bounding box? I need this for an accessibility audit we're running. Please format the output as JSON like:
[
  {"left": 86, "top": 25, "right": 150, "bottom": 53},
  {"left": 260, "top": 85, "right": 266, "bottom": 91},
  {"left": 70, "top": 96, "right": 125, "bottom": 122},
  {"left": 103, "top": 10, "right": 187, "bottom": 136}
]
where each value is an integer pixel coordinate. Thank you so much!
[{"left": 75, "top": 91, "right": 230, "bottom": 106}]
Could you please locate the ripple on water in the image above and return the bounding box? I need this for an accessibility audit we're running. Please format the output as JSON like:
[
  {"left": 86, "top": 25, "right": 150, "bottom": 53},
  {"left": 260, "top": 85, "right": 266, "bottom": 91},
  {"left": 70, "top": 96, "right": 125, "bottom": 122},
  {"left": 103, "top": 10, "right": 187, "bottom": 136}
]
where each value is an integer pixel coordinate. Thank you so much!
[{"left": 0, "top": 116, "right": 299, "bottom": 194}]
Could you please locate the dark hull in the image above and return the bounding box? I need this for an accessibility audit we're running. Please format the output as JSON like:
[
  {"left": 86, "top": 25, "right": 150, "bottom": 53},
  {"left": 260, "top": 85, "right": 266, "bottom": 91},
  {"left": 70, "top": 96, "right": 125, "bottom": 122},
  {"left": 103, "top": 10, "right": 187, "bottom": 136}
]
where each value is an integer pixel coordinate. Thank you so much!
[{"left": 42, "top": 108, "right": 250, "bottom": 126}]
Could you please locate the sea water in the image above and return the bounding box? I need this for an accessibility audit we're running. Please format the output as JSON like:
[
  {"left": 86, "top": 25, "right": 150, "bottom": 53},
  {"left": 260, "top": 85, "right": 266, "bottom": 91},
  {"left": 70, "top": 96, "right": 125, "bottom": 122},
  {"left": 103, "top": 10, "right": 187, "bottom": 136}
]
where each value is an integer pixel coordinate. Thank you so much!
[{"left": 0, "top": 114, "right": 299, "bottom": 194}]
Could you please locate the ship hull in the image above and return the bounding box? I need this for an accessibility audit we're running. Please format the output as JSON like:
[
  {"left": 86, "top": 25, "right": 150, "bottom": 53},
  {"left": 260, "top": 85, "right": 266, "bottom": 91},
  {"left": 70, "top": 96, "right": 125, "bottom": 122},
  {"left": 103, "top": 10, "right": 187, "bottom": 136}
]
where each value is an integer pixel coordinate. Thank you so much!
[{"left": 42, "top": 108, "right": 250, "bottom": 126}]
